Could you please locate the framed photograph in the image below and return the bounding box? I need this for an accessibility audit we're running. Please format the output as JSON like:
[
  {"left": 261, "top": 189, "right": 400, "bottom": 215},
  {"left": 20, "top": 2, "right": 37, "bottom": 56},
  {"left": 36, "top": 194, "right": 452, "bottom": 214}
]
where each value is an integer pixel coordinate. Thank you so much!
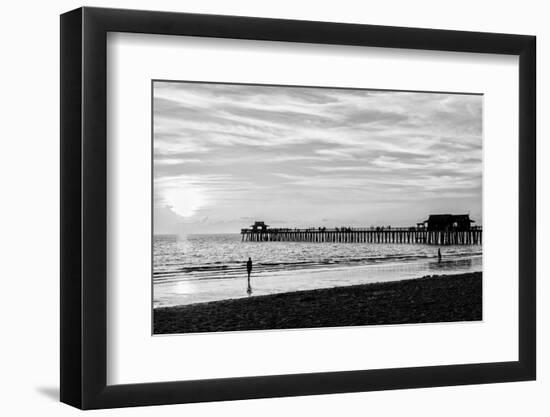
[{"left": 60, "top": 7, "right": 536, "bottom": 409}]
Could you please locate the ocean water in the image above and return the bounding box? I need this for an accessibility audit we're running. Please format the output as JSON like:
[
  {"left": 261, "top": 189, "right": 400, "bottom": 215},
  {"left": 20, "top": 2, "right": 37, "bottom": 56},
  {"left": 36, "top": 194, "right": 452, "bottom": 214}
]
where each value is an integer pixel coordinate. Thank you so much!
[{"left": 153, "top": 233, "right": 482, "bottom": 307}]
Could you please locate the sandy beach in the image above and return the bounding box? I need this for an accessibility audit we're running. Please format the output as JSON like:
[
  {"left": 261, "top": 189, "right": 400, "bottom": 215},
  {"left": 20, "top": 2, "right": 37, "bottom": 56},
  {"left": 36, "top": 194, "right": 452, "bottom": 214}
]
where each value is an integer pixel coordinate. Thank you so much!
[{"left": 154, "top": 271, "right": 482, "bottom": 334}]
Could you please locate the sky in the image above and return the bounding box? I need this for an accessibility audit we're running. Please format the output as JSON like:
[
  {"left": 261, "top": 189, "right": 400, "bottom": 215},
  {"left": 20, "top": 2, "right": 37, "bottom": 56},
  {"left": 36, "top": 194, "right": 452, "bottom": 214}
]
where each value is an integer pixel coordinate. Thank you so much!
[{"left": 153, "top": 81, "right": 482, "bottom": 235}]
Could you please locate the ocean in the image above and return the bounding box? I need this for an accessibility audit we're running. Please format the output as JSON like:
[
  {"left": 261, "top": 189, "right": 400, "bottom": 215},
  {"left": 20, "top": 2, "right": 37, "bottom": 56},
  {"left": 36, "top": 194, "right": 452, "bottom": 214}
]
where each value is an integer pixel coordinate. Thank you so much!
[{"left": 153, "top": 233, "right": 482, "bottom": 307}]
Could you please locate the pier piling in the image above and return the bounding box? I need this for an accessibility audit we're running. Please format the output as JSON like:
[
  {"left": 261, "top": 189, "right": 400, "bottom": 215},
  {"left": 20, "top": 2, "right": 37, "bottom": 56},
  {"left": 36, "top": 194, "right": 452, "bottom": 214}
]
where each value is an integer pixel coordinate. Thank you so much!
[{"left": 240, "top": 226, "right": 482, "bottom": 245}]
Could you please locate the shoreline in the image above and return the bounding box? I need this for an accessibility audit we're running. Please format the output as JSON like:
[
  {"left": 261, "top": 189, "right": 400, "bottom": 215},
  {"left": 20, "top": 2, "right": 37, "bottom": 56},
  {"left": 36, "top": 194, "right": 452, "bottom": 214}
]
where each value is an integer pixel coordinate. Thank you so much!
[
  {"left": 154, "top": 256, "right": 482, "bottom": 307},
  {"left": 154, "top": 272, "right": 482, "bottom": 334},
  {"left": 154, "top": 252, "right": 483, "bottom": 279}
]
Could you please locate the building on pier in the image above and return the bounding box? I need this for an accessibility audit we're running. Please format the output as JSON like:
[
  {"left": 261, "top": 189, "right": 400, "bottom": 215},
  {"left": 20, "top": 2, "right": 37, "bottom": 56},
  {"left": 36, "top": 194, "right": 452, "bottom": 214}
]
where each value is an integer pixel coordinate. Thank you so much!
[
  {"left": 251, "top": 221, "right": 269, "bottom": 232},
  {"left": 421, "top": 214, "right": 475, "bottom": 231}
]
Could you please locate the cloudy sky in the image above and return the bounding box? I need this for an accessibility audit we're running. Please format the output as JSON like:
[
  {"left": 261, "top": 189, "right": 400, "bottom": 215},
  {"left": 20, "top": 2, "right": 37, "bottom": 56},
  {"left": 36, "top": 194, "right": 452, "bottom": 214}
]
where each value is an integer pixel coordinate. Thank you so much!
[{"left": 153, "top": 81, "right": 482, "bottom": 235}]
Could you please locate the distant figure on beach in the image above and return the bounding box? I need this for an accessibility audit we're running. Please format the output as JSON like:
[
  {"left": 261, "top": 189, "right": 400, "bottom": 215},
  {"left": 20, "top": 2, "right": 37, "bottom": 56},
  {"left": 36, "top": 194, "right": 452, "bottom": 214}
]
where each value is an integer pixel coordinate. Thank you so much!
[
  {"left": 438, "top": 248, "right": 442, "bottom": 263},
  {"left": 246, "top": 257, "right": 253, "bottom": 296}
]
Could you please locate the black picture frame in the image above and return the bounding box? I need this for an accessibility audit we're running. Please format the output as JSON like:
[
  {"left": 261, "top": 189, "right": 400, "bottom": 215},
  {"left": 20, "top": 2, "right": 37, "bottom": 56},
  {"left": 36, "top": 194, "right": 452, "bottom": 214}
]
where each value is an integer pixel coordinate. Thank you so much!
[{"left": 60, "top": 6, "right": 536, "bottom": 410}]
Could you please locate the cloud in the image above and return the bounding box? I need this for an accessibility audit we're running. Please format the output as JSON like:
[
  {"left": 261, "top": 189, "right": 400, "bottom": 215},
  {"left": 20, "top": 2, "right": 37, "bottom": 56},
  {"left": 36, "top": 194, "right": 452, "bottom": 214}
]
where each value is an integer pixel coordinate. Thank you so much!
[{"left": 153, "top": 81, "right": 482, "bottom": 233}]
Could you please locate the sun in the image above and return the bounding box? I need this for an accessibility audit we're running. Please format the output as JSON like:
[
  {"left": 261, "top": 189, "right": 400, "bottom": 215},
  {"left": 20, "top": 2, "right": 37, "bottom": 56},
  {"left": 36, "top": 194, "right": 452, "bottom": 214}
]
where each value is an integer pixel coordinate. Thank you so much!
[{"left": 164, "top": 186, "right": 205, "bottom": 218}]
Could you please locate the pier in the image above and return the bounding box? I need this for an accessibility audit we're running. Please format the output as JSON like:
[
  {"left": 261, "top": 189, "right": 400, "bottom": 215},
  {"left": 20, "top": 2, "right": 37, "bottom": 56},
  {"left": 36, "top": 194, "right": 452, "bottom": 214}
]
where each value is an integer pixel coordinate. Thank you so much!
[{"left": 240, "top": 215, "right": 482, "bottom": 245}]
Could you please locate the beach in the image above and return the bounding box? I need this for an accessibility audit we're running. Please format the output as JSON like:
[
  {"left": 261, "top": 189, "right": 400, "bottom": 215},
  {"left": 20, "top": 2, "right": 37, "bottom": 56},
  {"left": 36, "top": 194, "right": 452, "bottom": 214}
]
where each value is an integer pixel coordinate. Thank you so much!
[{"left": 154, "top": 271, "right": 482, "bottom": 334}]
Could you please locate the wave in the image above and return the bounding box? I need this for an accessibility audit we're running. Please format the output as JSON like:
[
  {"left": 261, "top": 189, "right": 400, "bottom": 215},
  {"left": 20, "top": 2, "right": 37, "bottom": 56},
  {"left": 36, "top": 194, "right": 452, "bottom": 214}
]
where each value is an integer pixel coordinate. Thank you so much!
[{"left": 153, "top": 251, "right": 482, "bottom": 283}]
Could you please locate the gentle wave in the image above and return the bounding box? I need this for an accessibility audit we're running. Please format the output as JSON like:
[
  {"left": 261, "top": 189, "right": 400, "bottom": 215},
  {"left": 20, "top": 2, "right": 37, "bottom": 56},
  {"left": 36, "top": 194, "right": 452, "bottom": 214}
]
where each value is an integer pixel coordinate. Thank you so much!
[
  {"left": 153, "top": 251, "right": 482, "bottom": 283},
  {"left": 153, "top": 233, "right": 482, "bottom": 283}
]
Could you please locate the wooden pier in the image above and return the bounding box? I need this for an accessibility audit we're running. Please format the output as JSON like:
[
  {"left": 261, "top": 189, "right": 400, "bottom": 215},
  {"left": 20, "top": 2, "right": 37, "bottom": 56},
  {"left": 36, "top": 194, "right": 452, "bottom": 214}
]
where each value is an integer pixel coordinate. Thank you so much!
[{"left": 241, "top": 226, "right": 482, "bottom": 245}]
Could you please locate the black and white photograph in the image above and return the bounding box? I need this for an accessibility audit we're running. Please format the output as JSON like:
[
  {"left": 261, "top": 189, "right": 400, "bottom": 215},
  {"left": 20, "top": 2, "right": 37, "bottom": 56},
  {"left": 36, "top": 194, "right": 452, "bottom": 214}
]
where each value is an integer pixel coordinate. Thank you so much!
[
  {"left": 152, "top": 81, "right": 483, "bottom": 334},
  {"left": 1, "top": 0, "right": 544, "bottom": 413}
]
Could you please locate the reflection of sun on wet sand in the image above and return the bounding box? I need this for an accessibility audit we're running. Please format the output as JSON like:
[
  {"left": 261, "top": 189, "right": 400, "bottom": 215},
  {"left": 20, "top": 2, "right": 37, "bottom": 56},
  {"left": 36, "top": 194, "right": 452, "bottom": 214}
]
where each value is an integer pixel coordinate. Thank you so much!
[{"left": 154, "top": 272, "right": 482, "bottom": 334}]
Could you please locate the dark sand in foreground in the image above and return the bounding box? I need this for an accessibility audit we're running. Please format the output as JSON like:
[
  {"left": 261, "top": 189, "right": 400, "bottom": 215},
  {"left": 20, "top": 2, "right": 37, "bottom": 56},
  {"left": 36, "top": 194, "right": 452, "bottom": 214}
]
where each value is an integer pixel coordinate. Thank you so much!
[{"left": 154, "top": 272, "right": 482, "bottom": 334}]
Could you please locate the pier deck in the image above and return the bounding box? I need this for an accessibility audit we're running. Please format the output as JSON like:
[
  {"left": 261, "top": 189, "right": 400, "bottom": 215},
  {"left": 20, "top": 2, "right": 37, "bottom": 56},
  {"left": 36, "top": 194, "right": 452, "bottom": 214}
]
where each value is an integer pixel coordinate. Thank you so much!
[{"left": 241, "top": 227, "right": 482, "bottom": 245}]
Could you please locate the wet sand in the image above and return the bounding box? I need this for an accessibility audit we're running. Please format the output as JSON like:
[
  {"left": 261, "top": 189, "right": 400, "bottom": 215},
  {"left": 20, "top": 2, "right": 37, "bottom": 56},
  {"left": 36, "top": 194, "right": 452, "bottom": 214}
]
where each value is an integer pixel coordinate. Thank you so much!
[
  {"left": 154, "top": 272, "right": 482, "bottom": 334},
  {"left": 154, "top": 256, "right": 482, "bottom": 307}
]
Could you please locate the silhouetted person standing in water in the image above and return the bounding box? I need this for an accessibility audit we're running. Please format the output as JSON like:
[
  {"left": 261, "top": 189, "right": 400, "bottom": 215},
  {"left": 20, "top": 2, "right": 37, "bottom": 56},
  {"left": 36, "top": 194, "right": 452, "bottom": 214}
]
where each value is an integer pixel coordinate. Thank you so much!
[
  {"left": 438, "top": 248, "right": 442, "bottom": 263},
  {"left": 246, "top": 257, "right": 253, "bottom": 296}
]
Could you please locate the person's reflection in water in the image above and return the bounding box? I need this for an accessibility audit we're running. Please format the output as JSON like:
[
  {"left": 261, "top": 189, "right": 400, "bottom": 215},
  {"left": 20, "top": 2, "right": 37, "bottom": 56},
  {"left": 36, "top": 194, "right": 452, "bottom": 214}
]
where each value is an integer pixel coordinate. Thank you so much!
[{"left": 246, "top": 257, "right": 253, "bottom": 296}]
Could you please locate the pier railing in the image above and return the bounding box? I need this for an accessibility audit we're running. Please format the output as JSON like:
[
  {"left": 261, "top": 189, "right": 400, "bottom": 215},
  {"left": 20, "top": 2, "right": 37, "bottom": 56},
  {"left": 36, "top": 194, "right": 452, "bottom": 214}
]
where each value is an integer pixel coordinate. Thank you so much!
[{"left": 241, "top": 226, "right": 482, "bottom": 245}]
